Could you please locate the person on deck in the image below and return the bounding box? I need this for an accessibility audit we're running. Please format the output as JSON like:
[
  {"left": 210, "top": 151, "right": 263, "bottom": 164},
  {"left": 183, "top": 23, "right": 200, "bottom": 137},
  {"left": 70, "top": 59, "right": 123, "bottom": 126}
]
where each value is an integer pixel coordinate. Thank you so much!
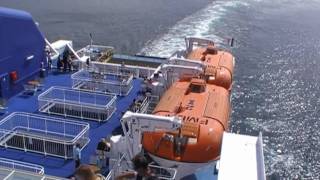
[
  {"left": 63, "top": 49, "right": 70, "bottom": 72},
  {"left": 86, "top": 57, "right": 90, "bottom": 67},
  {"left": 45, "top": 47, "right": 52, "bottom": 70},
  {"left": 74, "top": 143, "right": 81, "bottom": 169},
  {"left": 96, "top": 138, "right": 111, "bottom": 168},
  {"left": 73, "top": 164, "right": 105, "bottom": 180},
  {"left": 57, "top": 55, "right": 64, "bottom": 72},
  {"left": 115, "top": 154, "right": 158, "bottom": 180},
  {"left": 67, "top": 53, "right": 72, "bottom": 71}
]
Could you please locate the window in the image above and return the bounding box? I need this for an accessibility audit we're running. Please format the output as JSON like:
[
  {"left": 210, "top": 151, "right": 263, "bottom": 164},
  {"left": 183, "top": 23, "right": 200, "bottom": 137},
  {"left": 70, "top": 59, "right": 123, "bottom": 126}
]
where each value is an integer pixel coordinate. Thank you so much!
[{"left": 189, "top": 84, "right": 205, "bottom": 93}]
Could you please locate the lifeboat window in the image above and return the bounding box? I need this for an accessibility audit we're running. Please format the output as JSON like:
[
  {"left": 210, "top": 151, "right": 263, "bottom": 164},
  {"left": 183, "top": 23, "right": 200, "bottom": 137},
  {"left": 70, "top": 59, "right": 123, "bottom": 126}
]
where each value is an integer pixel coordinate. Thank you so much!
[
  {"left": 188, "top": 138, "right": 197, "bottom": 144},
  {"left": 189, "top": 84, "right": 205, "bottom": 93}
]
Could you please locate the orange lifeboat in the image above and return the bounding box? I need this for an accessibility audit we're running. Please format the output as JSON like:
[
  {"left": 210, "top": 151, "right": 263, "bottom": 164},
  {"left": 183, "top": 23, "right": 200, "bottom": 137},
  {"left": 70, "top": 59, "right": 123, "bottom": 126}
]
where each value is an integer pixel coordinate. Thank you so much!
[
  {"left": 187, "top": 44, "right": 234, "bottom": 90},
  {"left": 142, "top": 43, "right": 234, "bottom": 163}
]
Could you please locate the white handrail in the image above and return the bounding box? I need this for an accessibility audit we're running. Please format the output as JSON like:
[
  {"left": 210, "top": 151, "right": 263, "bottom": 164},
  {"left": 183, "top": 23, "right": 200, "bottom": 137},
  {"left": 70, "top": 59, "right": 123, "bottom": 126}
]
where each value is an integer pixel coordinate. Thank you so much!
[
  {"left": 66, "top": 43, "right": 82, "bottom": 61},
  {"left": 0, "top": 157, "right": 44, "bottom": 175},
  {"left": 0, "top": 112, "right": 90, "bottom": 158},
  {"left": 45, "top": 38, "right": 59, "bottom": 57}
]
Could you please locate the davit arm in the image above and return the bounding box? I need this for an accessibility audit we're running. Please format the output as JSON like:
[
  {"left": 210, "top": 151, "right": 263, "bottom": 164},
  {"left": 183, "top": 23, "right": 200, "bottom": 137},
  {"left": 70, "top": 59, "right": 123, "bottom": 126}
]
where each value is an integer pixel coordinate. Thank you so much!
[{"left": 120, "top": 111, "right": 182, "bottom": 159}]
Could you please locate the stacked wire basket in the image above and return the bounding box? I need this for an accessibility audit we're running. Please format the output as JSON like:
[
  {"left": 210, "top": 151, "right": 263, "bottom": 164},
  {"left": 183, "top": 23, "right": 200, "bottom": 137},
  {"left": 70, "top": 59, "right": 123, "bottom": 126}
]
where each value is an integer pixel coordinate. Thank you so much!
[{"left": 0, "top": 64, "right": 138, "bottom": 159}]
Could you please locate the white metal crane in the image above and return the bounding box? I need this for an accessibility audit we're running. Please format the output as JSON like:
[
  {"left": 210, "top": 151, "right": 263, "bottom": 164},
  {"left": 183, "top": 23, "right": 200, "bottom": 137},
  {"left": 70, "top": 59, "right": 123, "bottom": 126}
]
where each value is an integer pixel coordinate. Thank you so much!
[{"left": 109, "top": 111, "right": 182, "bottom": 162}]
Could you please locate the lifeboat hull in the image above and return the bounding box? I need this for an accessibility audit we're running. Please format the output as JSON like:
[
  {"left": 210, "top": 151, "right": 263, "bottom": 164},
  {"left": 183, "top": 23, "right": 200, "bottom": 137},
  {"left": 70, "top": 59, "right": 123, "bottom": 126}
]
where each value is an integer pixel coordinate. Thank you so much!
[
  {"left": 142, "top": 40, "right": 234, "bottom": 176},
  {"left": 142, "top": 79, "right": 230, "bottom": 163}
]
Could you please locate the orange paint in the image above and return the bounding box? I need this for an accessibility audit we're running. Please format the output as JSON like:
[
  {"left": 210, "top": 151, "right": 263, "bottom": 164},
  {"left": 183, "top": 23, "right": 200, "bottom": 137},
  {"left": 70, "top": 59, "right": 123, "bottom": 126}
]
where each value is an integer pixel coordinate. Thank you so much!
[{"left": 142, "top": 45, "right": 234, "bottom": 163}]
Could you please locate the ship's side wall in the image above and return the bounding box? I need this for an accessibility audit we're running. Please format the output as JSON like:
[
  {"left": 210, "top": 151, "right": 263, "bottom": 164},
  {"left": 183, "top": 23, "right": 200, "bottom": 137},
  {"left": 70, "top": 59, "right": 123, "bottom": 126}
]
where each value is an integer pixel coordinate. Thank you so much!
[{"left": 0, "top": 7, "right": 46, "bottom": 100}]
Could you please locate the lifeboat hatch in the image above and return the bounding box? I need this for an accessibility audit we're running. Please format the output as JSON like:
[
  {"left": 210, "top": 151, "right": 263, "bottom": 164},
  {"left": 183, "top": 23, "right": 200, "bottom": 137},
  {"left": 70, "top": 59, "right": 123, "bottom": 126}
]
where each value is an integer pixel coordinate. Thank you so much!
[
  {"left": 205, "top": 46, "right": 218, "bottom": 54},
  {"left": 173, "top": 124, "right": 199, "bottom": 157},
  {"left": 188, "top": 79, "right": 206, "bottom": 93},
  {"left": 181, "top": 122, "right": 199, "bottom": 138}
]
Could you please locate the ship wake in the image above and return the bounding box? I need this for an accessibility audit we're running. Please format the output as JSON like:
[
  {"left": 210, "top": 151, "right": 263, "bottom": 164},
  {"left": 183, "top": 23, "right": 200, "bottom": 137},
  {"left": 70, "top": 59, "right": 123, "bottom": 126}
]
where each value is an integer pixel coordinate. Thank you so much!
[{"left": 139, "top": 0, "right": 248, "bottom": 57}]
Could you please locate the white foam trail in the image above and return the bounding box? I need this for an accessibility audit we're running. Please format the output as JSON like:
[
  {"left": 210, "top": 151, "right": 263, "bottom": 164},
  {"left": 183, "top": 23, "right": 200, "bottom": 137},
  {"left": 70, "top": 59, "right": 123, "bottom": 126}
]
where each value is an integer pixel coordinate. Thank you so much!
[{"left": 140, "top": 0, "right": 248, "bottom": 57}]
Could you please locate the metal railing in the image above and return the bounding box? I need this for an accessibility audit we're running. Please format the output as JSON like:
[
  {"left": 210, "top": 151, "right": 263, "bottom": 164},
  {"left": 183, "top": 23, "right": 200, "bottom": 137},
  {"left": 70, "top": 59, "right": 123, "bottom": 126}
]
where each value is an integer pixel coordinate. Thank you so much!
[
  {"left": 113, "top": 54, "right": 166, "bottom": 64},
  {"left": 133, "top": 95, "right": 159, "bottom": 114},
  {"left": 0, "top": 157, "right": 44, "bottom": 175},
  {"left": 45, "top": 38, "right": 60, "bottom": 61},
  {"left": 107, "top": 154, "right": 177, "bottom": 180},
  {"left": 76, "top": 45, "right": 114, "bottom": 62},
  {"left": 257, "top": 132, "right": 266, "bottom": 180},
  {"left": 0, "top": 112, "right": 90, "bottom": 159},
  {"left": 0, "top": 167, "right": 68, "bottom": 180},
  {"left": 38, "top": 86, "right": 117, "bottom": 122},
  {"left": 149, "top": 163, "right": 177, "bottom": 180},
  {"left": 70, "top": 45, "right": 114, "bottom": 69},
  {"left": 91, "top": 62, "right": 156, "bottom": 80},
  {"left": 71, "top": 69, "right": 133, "bottom": 96}
]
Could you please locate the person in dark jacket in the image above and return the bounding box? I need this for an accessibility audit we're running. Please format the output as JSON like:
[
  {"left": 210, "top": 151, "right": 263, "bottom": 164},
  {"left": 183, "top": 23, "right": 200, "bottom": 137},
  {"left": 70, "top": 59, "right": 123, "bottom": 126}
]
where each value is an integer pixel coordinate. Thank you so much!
[
  {"left": 57, "top": 55, "right": 64, "bottom": 72},
  {"left": 116, "top": 154, "right": 158, "bottom": 180},
  {"left": 96, "top": 138, "right": 111, "bottom": 168},
  {"left": 63, "top": 49, "right": 71, "bottom": 72}
]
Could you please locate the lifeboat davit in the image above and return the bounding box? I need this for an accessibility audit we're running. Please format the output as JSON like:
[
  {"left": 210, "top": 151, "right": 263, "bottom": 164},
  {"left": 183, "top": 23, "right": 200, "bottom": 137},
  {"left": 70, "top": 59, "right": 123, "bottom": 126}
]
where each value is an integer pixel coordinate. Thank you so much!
[{"left": 142, "top": 40, "right": 234, "bottom": 163}]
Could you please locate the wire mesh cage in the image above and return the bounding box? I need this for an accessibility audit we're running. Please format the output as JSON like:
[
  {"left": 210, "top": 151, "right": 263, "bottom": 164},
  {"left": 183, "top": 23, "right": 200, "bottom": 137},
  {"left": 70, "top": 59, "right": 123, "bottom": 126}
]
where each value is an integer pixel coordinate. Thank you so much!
[
  {"left": 91, "top": 61, "right": 156, "bottom": 79},
  {"left": 92, "top": 63, "right": 138, "bottom": 77},
  {"left": 76, "top": 45, "right": 114, "bottom": 62},
  {"left": 0, "top": 112, "right": 90, "bottom": 159},
  {"left": 0, "top": 157, "right": 44, "bottom": 175},
  {"left": 38, "top": 86, "right": 117, "bottom": 122},
  {"left": 0, "top": 157, "right": 68, "bottom": 179},
  {"left": 71, "top": 69, "right": 133, "bottom": 96},
  {"left": 132, "top": 95, "right": 160, "bottom": 114}
]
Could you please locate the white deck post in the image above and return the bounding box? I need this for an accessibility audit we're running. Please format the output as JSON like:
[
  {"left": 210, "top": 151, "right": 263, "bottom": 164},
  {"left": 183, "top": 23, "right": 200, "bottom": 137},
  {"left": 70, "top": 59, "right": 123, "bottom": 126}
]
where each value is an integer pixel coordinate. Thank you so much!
[
  {"left": 63, "top": 90, "right": 66, "bottom": 117},
  {"left": 64, "top": 142, "right": 67, "bottom": 160},
  {"left": 22, "top": 134, "right": 26, "bottom": 152},
  {"left": 43, "top": 138, "right": 46, "bottom": 156}
]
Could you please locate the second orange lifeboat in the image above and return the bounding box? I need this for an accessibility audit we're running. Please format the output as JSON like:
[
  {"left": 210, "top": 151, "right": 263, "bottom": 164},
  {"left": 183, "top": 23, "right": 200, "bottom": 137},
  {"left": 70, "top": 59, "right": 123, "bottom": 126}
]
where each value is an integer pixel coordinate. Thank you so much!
[{"left": 142, "top": 40, "right": 234, "bottom": 163}]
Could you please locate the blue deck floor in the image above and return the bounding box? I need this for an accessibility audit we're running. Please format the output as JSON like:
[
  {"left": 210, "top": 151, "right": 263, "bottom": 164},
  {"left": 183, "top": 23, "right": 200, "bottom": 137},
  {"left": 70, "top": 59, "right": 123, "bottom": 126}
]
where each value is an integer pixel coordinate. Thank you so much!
[{"left": 0, "top": 71, "right": 141, "bottom": 177}]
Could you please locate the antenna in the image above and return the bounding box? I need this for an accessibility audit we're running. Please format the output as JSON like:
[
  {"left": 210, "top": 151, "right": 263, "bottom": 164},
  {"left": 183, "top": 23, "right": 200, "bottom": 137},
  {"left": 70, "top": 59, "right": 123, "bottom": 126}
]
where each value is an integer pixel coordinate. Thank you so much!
[
  {"left": 89, "top": 33, "right": 93, "bottom": 63},
  {"left": 229, "top": 37, "right": 235, "bottom": 47},
  {"left": 89, "top": 33, "right": 93, "bottom": 47}
]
